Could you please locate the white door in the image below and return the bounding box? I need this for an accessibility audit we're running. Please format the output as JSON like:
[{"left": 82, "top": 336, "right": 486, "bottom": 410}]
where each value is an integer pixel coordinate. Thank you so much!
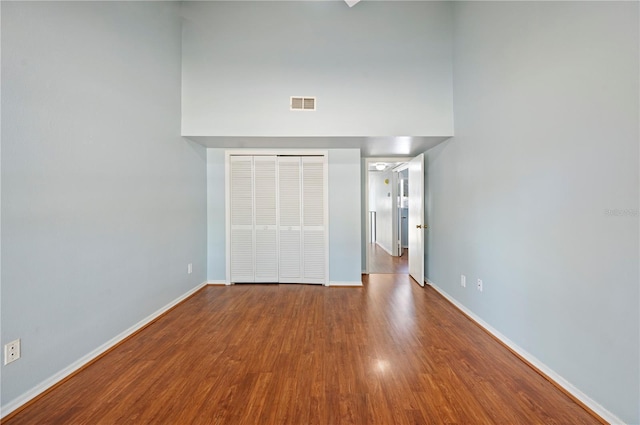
[
  {"left": 278, "top": 157, "right": 302, "bottom": 283},
  {"left": 229, "top": 153, "right": 327, "bottom": 285},
  {"left": 408, "top": 154, "right": 425, "bottom": 286},
  {"left": 230, "top": 156, "right": 255, "bottom": 282},
  {"left": 301, "top": 157, "right": 326, "bottom": 284},
  {"left": 254, "top": 156, "right": 278, "bottom": 282}
]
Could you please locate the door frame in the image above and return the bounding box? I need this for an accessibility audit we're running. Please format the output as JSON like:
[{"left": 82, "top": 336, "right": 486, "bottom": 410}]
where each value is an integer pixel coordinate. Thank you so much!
[
  {"left": 363, "top": 156, "right": 413, "bottom": 274},
  {"left": 225, "top": 149, "right": 329, "bottom": 285}
]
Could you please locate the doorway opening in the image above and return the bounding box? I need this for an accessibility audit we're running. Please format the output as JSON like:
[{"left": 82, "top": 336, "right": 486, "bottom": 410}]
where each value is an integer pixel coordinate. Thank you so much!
[{"left": 366, "top": 159, "right": 409, "bottom": 274}]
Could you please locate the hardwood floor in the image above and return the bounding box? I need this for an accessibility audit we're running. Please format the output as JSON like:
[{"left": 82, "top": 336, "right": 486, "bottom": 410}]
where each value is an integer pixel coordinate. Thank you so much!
[
  {"left": 5, "top": 275, "right": 601, "bottom": 424},
  {"left": 368, "top": 243, "right": 408, "bottom": 274}
]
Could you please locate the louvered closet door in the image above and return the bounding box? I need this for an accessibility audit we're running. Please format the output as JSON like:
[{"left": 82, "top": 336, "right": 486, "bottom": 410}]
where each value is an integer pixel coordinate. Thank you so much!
[
  {"left": 278, "top": 157, "right": 302, "bottom": 283},
  {"left": 302, "top": 157, "right": 326, "bottom": 284},
  {"left": 254, "top": 156, "right": 278, "bottom": 282},
  {"left": 230, "top": 156, "right": 254, "bottom": 282}
]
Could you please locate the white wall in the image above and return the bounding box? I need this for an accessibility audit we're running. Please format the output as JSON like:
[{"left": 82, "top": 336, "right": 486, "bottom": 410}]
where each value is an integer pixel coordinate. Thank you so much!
[
  {"left": 1, "top": 1, "right": 206, "bottom": 410},
  {"left": 207, "top": 149, "right": 226, "bottom": 282},
  {"left": 368, "top": 172, "right": 377, "bottom": 212},
  {"left": 328, "top": 150, "right": 362, "bottom": 284},
  {"left": 206, "top": 149, "right": 361, "bottom": 285},
  {"left": 371, "top": 170, "right": 394, "bottom": 253},
  {"left": 425, "top": 2, "right": 639, "bottom": 423},
  {"left": 181, "top": 1, "right": 453, "bottom": 137}
]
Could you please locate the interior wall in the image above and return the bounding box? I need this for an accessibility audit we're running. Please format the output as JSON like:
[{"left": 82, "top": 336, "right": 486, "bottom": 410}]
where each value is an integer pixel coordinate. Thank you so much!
[
  {"left": 1, "top": 1, "right": 206, "bottom": 409},
  {"left": 371, "top": 170, "right": 394, "bottom": 254},
  {"left": 399, "top": 168, "right": 408, "bottom": 248},
  {"left": 328, "top": 150, "right": 362, "bottom": 283},
  {"left": 181, "top": 1, "right": 453, "bottom": 137},
  {"left": 207, "top": 149, "right": 226, "bottom": 282},
  {"left": 425, "top": 2, "right": 639, "bottom": 423},
  {"left": 368, "top": 172, "right": 377, "bottom": 212},
  {"left": 206, "top": 149, "right": 361, "bottom": 285}
]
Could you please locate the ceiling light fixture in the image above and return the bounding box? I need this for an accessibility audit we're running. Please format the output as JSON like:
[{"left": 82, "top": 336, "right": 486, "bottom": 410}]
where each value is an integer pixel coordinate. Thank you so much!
[
  {"left": 345, "top": 0, "right": 361, "bottom": 7},
  {"left": 375, "top": 163, "right": 386, "bottom": 171}
]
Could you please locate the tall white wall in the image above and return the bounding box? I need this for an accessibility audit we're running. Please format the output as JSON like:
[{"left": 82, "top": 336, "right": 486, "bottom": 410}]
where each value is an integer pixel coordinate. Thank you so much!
[
  {"left": 425, "top": 2, "right": 639, "bottom": 423},
  {"left": 181, "top": 1, "right": 453, "bottom": 137},
  {"left": 1, "top": 1, "right": 206, "bottom": 409}
]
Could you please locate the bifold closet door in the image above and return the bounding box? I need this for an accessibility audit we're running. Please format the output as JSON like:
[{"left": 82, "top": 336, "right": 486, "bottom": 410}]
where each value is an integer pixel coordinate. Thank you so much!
[
  {"left": 230, "top": 156, "right": 254, "bottom": 282},
  {"left": 301, "top": 157, "right": 326, "bottom": 284},
  {"left": 253, "top": 156, "right": 278, "bottom": 282},
  {"left": 230, "top": 155, "right": 326, "bottom": 285},
  {"left": 278, "top": 157, "right": 302, "bottom": 283},
  {"left": 277, "top": 156, "right": 326, "bottom": 284},
  {"left": 230, "top": 156, "right": 278, "bottom": 283}
]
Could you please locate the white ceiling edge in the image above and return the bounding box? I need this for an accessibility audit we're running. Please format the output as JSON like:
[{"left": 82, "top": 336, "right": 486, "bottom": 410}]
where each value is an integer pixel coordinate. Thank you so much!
[{"left": 183, "top": 136, "right": 451, "bottom": 157}]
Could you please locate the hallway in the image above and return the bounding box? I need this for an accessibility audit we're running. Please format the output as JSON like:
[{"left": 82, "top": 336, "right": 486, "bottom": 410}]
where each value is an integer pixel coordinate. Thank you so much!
[{"left": 368, "top": 243, "right": 408, "bottom": 274}]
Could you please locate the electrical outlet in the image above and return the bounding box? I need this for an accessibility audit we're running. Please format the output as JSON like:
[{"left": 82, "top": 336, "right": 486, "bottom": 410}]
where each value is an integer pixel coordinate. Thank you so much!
[
  {"left": 477, "top": 279, "right": 483, "bottom": 292},
  {"left": 4, "top": 339, "right": 21, "bottom": 365},
  {"left": 461, "top": 274, "right": 466, "bottom": 287},
  {"left": 187, "top": 263, "right": 193, "bottom": 274}
]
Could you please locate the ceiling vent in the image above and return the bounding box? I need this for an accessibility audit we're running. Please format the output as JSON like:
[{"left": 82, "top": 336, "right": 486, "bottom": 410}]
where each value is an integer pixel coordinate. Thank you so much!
[{"left": 290, "top": 97, "right": 316, "bottom": 111}]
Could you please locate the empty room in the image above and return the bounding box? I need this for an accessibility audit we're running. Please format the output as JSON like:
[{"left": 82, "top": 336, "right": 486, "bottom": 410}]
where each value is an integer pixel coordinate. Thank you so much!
[{"left": 1, "top": 1, "right": 638, "bottom": 424}]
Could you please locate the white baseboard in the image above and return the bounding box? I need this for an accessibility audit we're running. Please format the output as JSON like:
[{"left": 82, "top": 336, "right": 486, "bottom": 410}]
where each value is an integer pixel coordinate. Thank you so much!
[
  {"left": 426, "top": 280, "right": 623, "bottom": 425},
  {"left": 375, "top": 241, "right": 394, "bottom": 256},
  {"left": 0, "top": 281, "right": 208, "bottom": 419},
  {"left": 329, "top": 281, "right": 363, "bottom": 287},
  {"left": 207, "top": 280, "right": 227, "bottom": 286}
]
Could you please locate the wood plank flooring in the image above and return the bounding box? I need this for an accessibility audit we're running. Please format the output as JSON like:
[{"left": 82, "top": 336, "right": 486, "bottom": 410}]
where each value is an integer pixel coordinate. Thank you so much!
[
  {"left": 368, "top": 243, "right": 408, "bottom": 274},
  {"left": 5, "top": 275, "right": 601, "bottom": 424}
]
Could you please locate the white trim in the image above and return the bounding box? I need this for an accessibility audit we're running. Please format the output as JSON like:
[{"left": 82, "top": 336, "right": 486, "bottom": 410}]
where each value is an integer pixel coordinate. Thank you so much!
[
  {"left": 225, "top": 153, "right": 231, "bottom": 284},
  {"left": 426, "top": 280, "right": 624, "bottom": 425},
  {"left": 329, "top": 281, "right": 363, "bottom": 287},
  {"left": 225, "top": 149, "right": 328, "bottom": 157},
  {"left": 206, "top": 280, "right": 227, "bottom": 286},
  {"left": 323, "top": 155, "right": 329, "bottom": 286},
  {"left": 0, "top": 282, "right": 208, "bottom": 419}
]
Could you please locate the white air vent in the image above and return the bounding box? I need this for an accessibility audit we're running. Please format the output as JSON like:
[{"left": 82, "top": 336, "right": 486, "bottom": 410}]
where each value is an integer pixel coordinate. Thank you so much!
[{"left": 290, "top": 97, "right": 316, "bottom": 111}]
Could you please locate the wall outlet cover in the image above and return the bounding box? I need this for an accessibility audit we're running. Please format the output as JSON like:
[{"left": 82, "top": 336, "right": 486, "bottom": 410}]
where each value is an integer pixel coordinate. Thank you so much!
[{"left": 4, "top": 339, "right": 21, "bottom": 365}]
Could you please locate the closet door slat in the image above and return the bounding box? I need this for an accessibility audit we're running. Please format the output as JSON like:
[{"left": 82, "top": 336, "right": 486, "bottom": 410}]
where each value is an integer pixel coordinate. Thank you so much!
[
  {"left": 254, "top": 156, "right": 278, "bottom": 282},
  {"left": 230, "top": 156, "right": 254, "bottom": 282},
  {"left": 278, "top": 157, "right": 302, "bottom": 282},
  {"left": 302, "top": 157, "right": 326, "bottom": 284}
]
